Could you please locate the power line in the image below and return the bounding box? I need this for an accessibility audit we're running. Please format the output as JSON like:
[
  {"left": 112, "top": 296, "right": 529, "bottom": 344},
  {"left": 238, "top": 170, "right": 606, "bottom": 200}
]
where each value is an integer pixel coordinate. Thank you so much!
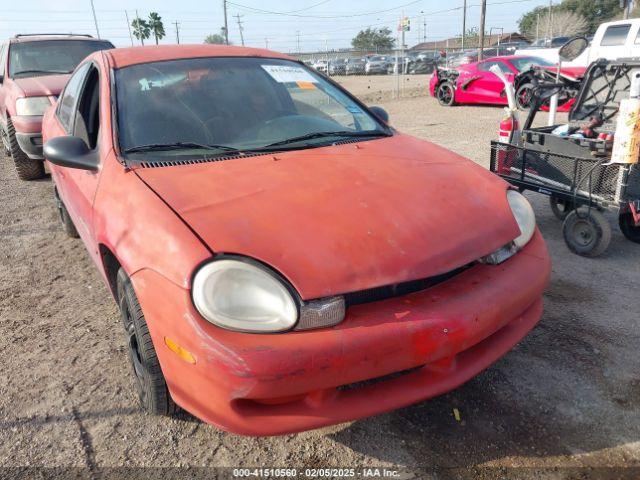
[{"left": 226, "top": 0, "right": 424, "bottom": 19}]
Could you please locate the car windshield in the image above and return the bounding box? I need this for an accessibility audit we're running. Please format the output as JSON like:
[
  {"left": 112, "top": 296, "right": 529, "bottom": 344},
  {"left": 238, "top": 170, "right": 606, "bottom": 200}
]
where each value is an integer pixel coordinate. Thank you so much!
[
  {"left": 9, "top": 39, "right": 113, "bottom": 77},
  {"left": 510, "top": 56, "right": 556, "bottom": 71},
  {"left": 115, "top": 57, "right": 388, "bottom": 159}
]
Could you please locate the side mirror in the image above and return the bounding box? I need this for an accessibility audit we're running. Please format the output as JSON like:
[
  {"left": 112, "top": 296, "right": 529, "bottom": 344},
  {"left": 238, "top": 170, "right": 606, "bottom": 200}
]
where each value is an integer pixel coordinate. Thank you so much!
[
  {"left": 369, "top": 106, "right": 389, "bottom": 123},
  {"left": 558, "top": 37, "right": 588, "bottom": 62},
  {"left": 44, "top": 136, "right": 98, "bottom": 171}
]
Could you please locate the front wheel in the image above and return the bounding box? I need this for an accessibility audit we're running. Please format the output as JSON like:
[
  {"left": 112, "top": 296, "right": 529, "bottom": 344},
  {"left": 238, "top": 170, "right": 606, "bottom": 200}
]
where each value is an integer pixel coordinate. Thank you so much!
[
  {"left": 618, "top": 210, "right": 640, "bottom": 244},
  {"left": 117, "top": 268, "right": 177, "bottom": 416},
  {"left": 562, "top": 208, "right": 611, "bottom": 257},
  {"left": 7, "top": 119, "right": 45, "bottom": 181},
  {"left": 516, "top": 83, "right": 534, "bottom": 110},
  {"left": 436, "top": 81, "right": 456, "bottom": 106}
]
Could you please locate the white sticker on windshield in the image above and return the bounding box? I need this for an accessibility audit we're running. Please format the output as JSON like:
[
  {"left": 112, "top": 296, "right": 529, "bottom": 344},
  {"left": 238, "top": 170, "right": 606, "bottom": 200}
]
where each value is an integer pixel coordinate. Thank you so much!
[{"left": 261, "top": 65, "right": 318, "bottom": 84}]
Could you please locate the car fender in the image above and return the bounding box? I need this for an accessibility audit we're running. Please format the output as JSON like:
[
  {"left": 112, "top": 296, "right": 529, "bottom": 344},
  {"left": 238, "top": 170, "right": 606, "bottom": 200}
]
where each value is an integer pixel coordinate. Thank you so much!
[{"left": 91, "top": 153, "right": 212, "bottom": 291}]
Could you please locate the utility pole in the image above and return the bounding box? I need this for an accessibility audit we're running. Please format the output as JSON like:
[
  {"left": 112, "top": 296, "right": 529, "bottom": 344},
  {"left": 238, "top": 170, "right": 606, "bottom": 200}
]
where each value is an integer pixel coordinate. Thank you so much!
[
  {"left": 461, "top": 0, "right": 467, "bottom": 52},
  {"left": 296, "top": 30, "right": 300, "bottom": 54},
  {"left": 536, "top": 12, "right": 540, "bottom": 42},
  {"left": 423, "top": 17, "right": 426, "bottom": 42},
  {"left": 89, "top": 0, "right": 101, "bottom": 38},
  {"left": 173, "top": 21, "right": 180, "bottom": 44},
  {"left": 125, "top": 10, "right": 134, "bottom": 46},
  {"left": 547, "top": 0, "right": 552, "bottom": 41},
  {"left": 223, "top": 0, "right": 229, "bottom": 45},
  {"left": 265, "top": 38, "right": 269, "bottom": 49},
  {"left": 478, "top": 0, "right": 486, "bottom": 62},
  {"left": 234, "top": 14, "right": 244, "bottom": 46}
]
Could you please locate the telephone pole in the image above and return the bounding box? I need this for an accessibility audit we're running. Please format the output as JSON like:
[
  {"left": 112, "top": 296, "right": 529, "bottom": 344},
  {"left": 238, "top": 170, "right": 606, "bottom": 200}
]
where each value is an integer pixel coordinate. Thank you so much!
[
  {"left": 547, "top": 0, "right": 552, "bottom": 40},
  {"left": 89, "top": 0, "right": 101, "bottom": 38},
  {"left": 234, "top": 13, "right": 244, "bottom": 46},
  {"left": 478, "top": 0, "right": 486, "bottom": 61},
  {"left": 296, "top": 30, "right": 300, "bottom": 54},
  {"left": 223, "top": 0, "right": 229, "bottom": 45},
  {"left": 173, "top": 21, "right": 180, "bottom": 44},
  {"left": 125, "top": 10, "right": 134, "bottom": 46},
  {"left": 265, "top": 38, "right": 269, "bottom": 49},
  {"left": 461, "top": 0, "right": 467, "bottom": 51}
]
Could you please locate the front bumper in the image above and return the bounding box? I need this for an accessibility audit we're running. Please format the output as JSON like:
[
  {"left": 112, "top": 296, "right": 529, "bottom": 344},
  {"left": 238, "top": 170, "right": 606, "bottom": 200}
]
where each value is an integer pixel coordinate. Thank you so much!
[
  {"left": 132, "top": 230, "right": 550, "bottom": 436},
  {"left": 12, "top": 115, "right": 44, "bottom": 160}
]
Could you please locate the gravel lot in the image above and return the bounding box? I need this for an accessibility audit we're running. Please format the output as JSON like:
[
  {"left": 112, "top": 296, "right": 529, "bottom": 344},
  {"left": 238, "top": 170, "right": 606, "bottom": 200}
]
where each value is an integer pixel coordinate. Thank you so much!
[{"left": 1, "top": 75, "right": 639, "bottom": 479}]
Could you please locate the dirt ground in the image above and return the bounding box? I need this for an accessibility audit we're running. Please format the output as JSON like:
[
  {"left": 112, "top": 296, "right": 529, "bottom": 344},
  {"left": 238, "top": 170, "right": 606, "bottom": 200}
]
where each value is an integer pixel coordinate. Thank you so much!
[{"left": 1, "top": 75, "right": 639, "bottom": 480}]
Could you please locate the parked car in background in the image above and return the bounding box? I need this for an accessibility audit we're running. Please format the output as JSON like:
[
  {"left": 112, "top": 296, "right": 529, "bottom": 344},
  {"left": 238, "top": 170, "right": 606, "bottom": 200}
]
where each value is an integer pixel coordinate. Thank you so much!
[
  {"left": 42, "top": 44, "right": 549, "bottom": 436},
  {"left": 345, "top": 57, "right": 366, "bottom": 75},
  {"left": 386, "top": 56, "right": 408, "bottom": 74},
  {"left": 430, "top": 55, "right": 582, "bottom": 110},
  {"left": 328, "top": 58, "right": 347, "bottom": 75},
  {"left": 364, "top": 55, "right": 389, "bottom": 74},
  {"left": 0, "top": 34, "right": 113, "bottom": 180},
  {"left": 311, "top": 59, "right": 328, "bottom": 73}
]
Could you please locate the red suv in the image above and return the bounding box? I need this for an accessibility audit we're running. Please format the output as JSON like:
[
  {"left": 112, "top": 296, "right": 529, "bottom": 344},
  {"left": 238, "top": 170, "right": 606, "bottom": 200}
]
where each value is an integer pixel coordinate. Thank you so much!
[{"left": 0, "top": 34, "right": 113, "bottom": 180}]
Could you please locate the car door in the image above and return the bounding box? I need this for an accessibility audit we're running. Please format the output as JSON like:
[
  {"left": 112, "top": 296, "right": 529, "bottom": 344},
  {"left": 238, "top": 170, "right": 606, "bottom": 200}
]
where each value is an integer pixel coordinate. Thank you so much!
[
  {"left": 49, "top": 62, "right": 103, "bottom": 263},
  {"left": 469, "top": 60, "right": 512, "bottom": 104}
]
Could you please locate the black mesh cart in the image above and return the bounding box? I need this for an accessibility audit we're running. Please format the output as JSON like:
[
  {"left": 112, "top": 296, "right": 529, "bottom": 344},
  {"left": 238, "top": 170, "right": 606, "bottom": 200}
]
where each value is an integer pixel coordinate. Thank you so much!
[{"left": 490, "top": 59, "right": 640, "bottom": 257}]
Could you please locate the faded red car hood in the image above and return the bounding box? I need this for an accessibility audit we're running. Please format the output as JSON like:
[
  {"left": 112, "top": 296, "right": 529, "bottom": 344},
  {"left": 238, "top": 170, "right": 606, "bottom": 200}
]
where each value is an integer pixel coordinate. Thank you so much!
[
  {"left": 13, "top": 74, "right": 70, "bottom": 97},
  {"left": 136, "top": 134, "right": 520, "bottom": 299},
  {"left": 542, "top": 65, "right": 586, "bottom": 81}
]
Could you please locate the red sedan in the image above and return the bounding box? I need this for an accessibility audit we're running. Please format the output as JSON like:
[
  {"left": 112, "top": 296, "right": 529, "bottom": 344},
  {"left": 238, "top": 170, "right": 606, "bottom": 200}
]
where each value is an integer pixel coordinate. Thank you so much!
[
  {"left": 430, "top": 55, "right": 585, "bottom": 111},
  {"left": 42, "top": 45, "right": 550, "bottom": 436}
]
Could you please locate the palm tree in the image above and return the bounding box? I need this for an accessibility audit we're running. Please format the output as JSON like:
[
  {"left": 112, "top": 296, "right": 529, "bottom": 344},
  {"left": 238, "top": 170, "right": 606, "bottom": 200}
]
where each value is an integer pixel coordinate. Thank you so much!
[
  {"left": 131, "top": 18, "right": 151, "bottom": 45},
  {"left": 148, "top": 12, "right": 166, "bottom": 45}
]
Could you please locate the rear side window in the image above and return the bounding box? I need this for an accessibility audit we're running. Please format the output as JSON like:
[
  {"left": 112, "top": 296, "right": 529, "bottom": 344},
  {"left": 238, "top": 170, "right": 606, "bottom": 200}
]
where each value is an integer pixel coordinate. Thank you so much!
[
  {"left": 57, "top": 63, "right": 91, "bottom": 131},
  {"left": 601, "top": 24, "right": 631, "bottom": 46}
]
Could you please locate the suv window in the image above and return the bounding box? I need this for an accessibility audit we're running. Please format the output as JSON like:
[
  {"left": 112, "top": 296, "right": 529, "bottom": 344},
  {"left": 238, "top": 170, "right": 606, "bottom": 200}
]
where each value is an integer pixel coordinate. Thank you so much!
[
  {"left": 601, "top": 24, "right": 631, "bottom": 47},
  {"left": 73, "top": 66, "right": 100, "bottom": 149},
  {"left": 0, "top": 45, "right": 6, "bottom": 78},
  {"left": 57, "top": 63, "right": 91, "bottom": 132},
  {"left": 8, "top": 39, "right": 112, "bottom": 78}
]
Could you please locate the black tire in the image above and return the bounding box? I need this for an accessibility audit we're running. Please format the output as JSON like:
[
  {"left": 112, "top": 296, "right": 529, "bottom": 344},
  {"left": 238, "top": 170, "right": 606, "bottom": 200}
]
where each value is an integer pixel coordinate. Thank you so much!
[
  {"left": 549, "top": 194, "right": 575, "bottom": 221},
  {"left": 618, "top": 210, "right": 640, "bottom": 244},
  {"left": 7, "top": 119, "right": 45, "bottom": 181},
  {"left": 516, "top": 83, "right": 534, "bottom": 110},
  {"left": 54, "top": 190, "right": 79, "bottom": 238},
  {"left": 116, "top": 268, "right": 177, "bottom": 416},
  {"left": 562, "top": 207, "right": 611, "bottom": 257},
  {"left": 436, "top": 81, "right": 456, "bottom": 106}
]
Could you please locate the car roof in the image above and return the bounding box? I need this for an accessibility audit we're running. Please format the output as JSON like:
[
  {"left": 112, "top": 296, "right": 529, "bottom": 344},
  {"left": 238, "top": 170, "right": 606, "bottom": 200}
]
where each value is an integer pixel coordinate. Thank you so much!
[
  {"left": 9, "top": 34, "right": 104, "bottom": 44},
  {"left": 104, "top": 44, "right": 293, "bottom": 69}
]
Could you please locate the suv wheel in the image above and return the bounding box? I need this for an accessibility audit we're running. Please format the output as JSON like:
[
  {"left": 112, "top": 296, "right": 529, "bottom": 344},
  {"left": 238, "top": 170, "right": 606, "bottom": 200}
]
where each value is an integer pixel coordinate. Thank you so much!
[{"left": 7, "top": 119, "right": 45, "bottom": 181}]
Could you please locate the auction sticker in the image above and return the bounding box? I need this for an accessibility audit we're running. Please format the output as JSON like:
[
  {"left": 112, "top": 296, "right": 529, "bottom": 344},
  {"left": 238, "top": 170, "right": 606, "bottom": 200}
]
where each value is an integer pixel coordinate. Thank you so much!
[{"left": 262, "top": 65, "right": 318, "bottom": 84}]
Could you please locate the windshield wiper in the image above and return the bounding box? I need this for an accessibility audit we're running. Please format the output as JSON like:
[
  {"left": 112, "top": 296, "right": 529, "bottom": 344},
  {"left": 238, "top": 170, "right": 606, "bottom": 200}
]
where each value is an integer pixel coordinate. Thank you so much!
[
  {"left": 123, "top": 141, "right": 240, "bottom": 154},
  {"left": 261, "top": 130, "right": 390, "bottom": 148},
  {"left": 12, "top": 69, "right": 72, "bottom": 76}
]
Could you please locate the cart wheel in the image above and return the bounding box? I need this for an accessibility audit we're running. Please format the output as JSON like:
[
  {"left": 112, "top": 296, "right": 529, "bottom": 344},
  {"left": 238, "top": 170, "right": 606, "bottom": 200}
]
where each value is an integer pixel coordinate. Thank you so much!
[
  {"left": 618, "top": 211, "right": 640, "bottom": 244},
  {"left": 562, "top": 208, "right": 611, "bottom": 257},
  {"left": 549, "top": 195, "right": 575, "bottom": 220}
]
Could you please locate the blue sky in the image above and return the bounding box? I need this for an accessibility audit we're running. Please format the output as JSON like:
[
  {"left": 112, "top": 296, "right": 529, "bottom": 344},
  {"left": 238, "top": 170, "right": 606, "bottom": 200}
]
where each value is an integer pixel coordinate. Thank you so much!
[{"left": 1, "top": 0, "right": 553, "bottom": 52}]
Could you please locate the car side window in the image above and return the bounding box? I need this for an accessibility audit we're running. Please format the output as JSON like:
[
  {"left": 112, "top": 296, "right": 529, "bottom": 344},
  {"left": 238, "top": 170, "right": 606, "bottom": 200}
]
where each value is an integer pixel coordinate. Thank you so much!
[
  {"left": 72, "top": 66, "right": 100, "bottom": 150},
  {"left": 601, "top": 24, "right": 631, "bottom": 46},
  {"left": 57, "top": 63, "right": 91, "bottom": 132},
  {"left": 478, "top": 61, "right": 511, "bottom": 74}
]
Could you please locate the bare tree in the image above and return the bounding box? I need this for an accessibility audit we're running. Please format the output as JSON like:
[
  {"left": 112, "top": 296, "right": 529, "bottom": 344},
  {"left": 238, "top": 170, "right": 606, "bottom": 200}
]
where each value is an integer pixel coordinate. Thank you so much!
[{"left": 522, "top": 10, "right": 588, "bottom": 40}]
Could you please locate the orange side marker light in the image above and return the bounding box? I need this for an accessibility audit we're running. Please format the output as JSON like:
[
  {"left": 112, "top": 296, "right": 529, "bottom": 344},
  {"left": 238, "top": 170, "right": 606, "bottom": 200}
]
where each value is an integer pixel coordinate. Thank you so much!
[{"left": 164, "top": 337, "right": 197, "bottom": 364}]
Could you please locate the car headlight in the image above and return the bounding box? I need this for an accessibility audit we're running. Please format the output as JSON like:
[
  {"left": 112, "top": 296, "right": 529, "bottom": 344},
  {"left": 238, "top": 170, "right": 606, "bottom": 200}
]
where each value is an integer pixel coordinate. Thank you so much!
[
  {"left": 481, "top": 190, "right": 536, "bottom": 264},
  {"left": 192, "top": 259, "right": 298, "bottom": 332},
  {"left": 15, "top": 96, "right": 51, "bottom": 116},
  {"left": 507, "top": 190, "right": 536, "bottom": 248}
]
